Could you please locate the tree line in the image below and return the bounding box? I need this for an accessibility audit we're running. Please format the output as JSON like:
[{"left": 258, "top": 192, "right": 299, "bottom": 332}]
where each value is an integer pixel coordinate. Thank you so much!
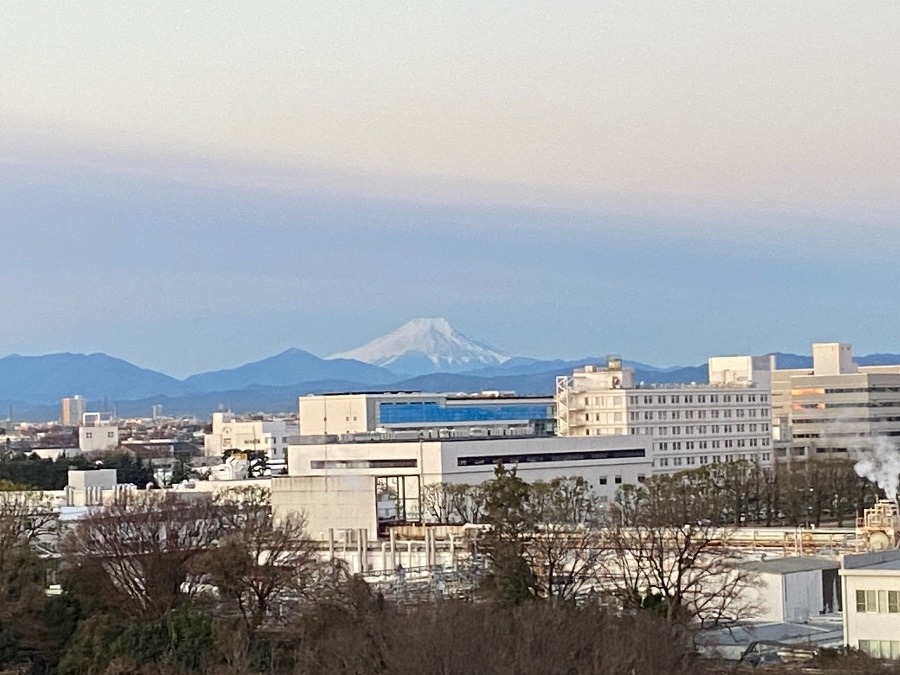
[
  {"left": 423, "top": 457, "right": 883, "bottom": 529},
  {"left": 0, "top": 452, "right": 153, "bottom": 492}
]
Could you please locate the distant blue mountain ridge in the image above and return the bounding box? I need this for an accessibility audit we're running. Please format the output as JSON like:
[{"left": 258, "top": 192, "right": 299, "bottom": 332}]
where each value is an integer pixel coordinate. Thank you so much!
[{"left": 1, "top": 349, "right": 898, "bottom": 421}]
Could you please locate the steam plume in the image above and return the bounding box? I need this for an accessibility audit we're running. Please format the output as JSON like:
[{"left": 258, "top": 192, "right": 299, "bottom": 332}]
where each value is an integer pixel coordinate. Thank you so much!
[{"left": 854, "top": 438, "right": 900, "bottom": 501}]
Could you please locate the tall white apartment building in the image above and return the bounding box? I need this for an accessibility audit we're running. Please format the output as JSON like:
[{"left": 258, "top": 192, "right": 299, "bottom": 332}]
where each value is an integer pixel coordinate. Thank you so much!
[
  {"left": 556, "top": 356, "right": 774, "bottom": 472},
  {"left": 204, "top": 412, "right": 299, "bottom": 462}
]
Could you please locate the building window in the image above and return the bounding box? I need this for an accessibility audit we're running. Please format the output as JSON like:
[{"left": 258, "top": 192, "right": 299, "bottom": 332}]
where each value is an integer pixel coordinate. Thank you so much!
[
  {"left": 599, "top": 476, "right": 608, "bottom": 485},
  {"left": 614, "top": 475, "right": 622, "bottom": 484},
  {"left": 311, "top": 459, "right": 418, "bottom": 469},
  {"left": 858, "top": 640, "right": 900, "bottom": 660},
  {"left": 856, "top": 590, "right": 900, "bottom": 613},
  {"left": 457, "top": 448, "right": 646, "bottom": 467}
]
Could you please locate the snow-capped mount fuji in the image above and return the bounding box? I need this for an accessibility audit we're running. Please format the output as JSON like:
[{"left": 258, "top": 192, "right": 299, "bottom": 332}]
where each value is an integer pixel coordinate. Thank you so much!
[{"left": 328, "top": 318, "right": 510, "bottom": 375}]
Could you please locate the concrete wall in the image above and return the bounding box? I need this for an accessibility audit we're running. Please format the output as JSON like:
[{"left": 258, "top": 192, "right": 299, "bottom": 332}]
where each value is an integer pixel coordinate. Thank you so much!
[
  {"left": 783, "top": 570, "right": 825, "bottom": 623},
  {"left": 272, "top": 475, "right": 377, "bottom": 540},
  {"left": 813, "top": 343, "right": 856, "bottom": 376},
  {"left": 299, "top": 395, "right": 375, "bottom": 436},
  {"left": 67, "top": 469, "right": 117, "bottom": 491},
  {"left": 78, "top": 425, "right": 119, "bottom": 452},
  {"left": 750, "top": 573, "right": 786, "bottom": 622}
]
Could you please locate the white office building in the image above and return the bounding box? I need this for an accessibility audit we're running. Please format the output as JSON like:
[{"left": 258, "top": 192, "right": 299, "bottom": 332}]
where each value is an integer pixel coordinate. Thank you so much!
[
  {"left": 274, "top": 434, "right": 652, "bottom": 538},
  {"left": 556, "top": 356, "right": 774, "bottom": 472},
  {"left": 203, "top": 412, "right": 299, "bottom": 462}
]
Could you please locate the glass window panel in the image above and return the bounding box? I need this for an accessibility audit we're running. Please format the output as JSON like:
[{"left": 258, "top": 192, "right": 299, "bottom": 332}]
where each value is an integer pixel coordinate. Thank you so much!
[
  {"left": 879, "top": 591, "right": 889, "bottom": 613},
  {"left": 867, "top": 591, "right": 877, "bottom": 612},
  {"left": 857, "top": 590, "right": 867, "bottom": 612},
  {"left": 889, "top": 591, "right": 900, "bottom": 613}
]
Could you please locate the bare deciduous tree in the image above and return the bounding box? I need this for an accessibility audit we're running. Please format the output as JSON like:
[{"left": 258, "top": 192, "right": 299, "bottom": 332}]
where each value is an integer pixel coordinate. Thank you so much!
[
  {"left": 421, "top": 482, "right": 486, "bottom": 524},
  {"left": 197, "top": 486, "right": 320, "bottom": 631},
  {"left": 600, "top": 500, "right": 759, "bottom": 628},
  {"left": 61, "top": 491, "right": 222, "bottom": 619}
]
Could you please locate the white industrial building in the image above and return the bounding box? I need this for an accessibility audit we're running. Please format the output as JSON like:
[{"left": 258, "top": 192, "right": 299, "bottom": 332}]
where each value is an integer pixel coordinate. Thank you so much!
[
  {"left": 203, "top": 412, "right": 299, "bottom": 462},
  {"left": 739, "top": 557, "right": 841, "bottom": 623},
  {"left": 274, "top": 434, "right": 652, "bottom": 539},
  {"left": 770, "top": 343, "right": 900, "bottom": 462},
  {"left": 556, "top": 356, "right": 774, "bottom": 472},
  {"left": 840, "top": 549, "right": 900, "bottom": 660}
]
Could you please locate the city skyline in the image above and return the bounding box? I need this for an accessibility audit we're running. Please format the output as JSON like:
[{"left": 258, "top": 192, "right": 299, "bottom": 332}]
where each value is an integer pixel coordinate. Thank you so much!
[{"left": 1, "top": 2, "right": 898, "bottom": 377}]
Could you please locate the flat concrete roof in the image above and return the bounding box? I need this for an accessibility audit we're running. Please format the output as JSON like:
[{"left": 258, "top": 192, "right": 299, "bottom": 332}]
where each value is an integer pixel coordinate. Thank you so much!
[{"left": 739, "top": 557, "right": 839, "bottom": 575}]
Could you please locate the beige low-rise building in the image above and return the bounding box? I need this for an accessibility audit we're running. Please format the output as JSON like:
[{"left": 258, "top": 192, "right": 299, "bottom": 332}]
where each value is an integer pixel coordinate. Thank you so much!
[
  {"left": 203, "top": 412, "right": 298, "bottom": 462},
  {"left": 771, "top": 343, "right": 900, "bottom": 462}
]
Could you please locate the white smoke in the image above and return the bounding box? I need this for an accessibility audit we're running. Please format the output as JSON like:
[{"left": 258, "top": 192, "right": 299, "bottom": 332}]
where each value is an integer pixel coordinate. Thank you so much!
[{"left": 854, "top": 437, "right": 900, "bottom": 501}]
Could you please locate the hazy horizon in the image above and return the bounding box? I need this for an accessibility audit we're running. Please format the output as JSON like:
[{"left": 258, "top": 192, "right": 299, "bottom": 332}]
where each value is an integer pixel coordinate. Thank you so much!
[{"left": 2, "top": 2, "right": 897, "bottom": 377}]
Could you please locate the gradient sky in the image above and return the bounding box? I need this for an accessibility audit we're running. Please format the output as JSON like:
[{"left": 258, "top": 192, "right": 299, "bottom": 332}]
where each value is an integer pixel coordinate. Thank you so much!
[{"left": 1, "top": 2, "right": 898, "bottom": 377}]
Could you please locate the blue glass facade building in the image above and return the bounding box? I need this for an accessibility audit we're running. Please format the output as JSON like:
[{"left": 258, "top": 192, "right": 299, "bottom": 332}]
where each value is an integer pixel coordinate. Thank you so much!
[{"left": 377, "top": 400, "right": 553, "bottom": 425}]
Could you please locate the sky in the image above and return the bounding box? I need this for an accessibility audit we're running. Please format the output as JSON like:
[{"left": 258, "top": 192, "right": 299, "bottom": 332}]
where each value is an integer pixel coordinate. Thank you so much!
[{"left": 1, "top": 2, "right": 898, "bottom": 378}]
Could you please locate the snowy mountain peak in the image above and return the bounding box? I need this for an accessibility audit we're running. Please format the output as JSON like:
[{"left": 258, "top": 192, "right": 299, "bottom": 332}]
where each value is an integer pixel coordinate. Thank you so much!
[{"left": 328, "top": 318, "right": 510, "bottom": 374}]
